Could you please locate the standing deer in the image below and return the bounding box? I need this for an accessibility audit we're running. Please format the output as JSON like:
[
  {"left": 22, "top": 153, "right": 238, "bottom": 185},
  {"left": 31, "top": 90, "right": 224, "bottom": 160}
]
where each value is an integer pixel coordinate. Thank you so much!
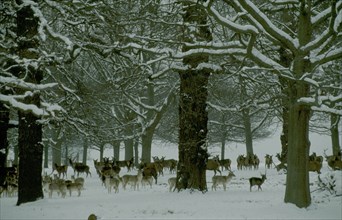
[
  {"left": 249, "top": 173, "right": 267, "bottom": 192},
  {"left": 69, "top": 158, "right": 91, "bottom": 177},
  {"left": 206, "top": 156, "right": 221, "bottom": 175},
  {"left": 212, "top": 171, "right": 235, "bottom": 191}
]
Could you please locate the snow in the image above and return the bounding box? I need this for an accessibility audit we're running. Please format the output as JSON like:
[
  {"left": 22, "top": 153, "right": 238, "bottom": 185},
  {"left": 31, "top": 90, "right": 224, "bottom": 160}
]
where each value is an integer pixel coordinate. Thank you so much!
[{"left": 1, "top": 131, "right": 341, "bottom": 220}]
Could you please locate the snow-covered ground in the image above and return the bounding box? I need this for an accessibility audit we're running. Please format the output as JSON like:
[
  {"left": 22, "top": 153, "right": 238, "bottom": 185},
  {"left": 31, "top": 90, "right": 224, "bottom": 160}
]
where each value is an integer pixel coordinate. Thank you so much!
[{"left": 1, "top": 132, "right": 341, "bottom": 220}]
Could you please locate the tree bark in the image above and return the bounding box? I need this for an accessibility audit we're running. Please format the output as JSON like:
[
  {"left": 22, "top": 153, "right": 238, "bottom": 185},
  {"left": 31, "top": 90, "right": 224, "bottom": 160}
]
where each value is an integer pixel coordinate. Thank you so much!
[
  {"left": 113, "top": 140, "right": 120, "bottom": 161},
  {"left": 0, "top": 101, "right": 10, "bottom": 185},
  {"left": 124, "top": 138, "right": 134, "bottom": 161},
  {"left": 177, "top": 1, "right": 212, "bottom": 192},
  {"left": 16, "top": 0, "right": 44, "bottom": 205},
  {"left": 44, "top": 144, "right": 49, "bottom": 169},
  {"left": 242, "top": 108, "right": 254, "bottom": 155},
  {"left": 52, "top": 127, "right": 63, "bottom": 166},
  {"left": 82, "top": 138, "right": 88, "bottom": 165},
  {"left": 330, "top": 114, "right": 341, "bottom": 156},
  {"left": 141, "top": 132, "right": 152, "bottom": 163},
  {"left": 284, "top": 2, "right": 312, "bottom": 208}
]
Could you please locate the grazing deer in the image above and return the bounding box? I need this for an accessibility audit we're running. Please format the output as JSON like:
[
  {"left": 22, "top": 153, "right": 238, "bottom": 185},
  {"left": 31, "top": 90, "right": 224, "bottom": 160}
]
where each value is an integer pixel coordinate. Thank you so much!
[
  {"left": 212, "top": 171, "right": 235, "bottom": 191},
  {"left": 249, "top": 174, "right": 267, "bottom": 192},
  {"left": 104, "top": 174, "right": 120, "bottom": 193},
  {"left": 122, "top": 170, "right": 143, "bottom": 190},
  {"left": 53, "top": 163, "right": 68, "bottom": 178},
  {"left": 69, "top": 158, "right": 91, "bottom": 177},
  {"left": 168, "top": 177, "right": 177, "bottom": 192}
]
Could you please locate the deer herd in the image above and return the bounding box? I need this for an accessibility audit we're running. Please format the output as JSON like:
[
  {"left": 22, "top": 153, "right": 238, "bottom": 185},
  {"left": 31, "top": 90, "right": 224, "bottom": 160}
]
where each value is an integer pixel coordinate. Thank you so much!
[{"left": 0, "top": 151, "right": 341, "bottom": 199}]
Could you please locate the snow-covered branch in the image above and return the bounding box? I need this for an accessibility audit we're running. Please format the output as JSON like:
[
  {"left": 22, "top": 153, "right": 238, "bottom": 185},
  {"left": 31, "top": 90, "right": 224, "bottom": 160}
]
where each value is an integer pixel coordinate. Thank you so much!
[
  {"left": 311, "top": 47, "right": 342, "bottom": 69},
  {"left": 0, "top": 93, "right": 64, "bottom": 117},
  {"left": 236, "top": 0, "right": 298, "bottom": 52},
  {"left": 0, "top": 75, "right": 58, "bottom": 91}
]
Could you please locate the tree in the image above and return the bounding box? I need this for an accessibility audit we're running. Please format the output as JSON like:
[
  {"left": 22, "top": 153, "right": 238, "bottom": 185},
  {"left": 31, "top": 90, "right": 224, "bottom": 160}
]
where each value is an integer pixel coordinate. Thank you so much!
[
  {"left": 176, "top": 1, "right": 213, "bottom": 191},
  {"left": 202, "top": 0, "right": 342, "bottom": 207},
  {"left": 15, "top": 1, "right": 44, "bottom": 205}
]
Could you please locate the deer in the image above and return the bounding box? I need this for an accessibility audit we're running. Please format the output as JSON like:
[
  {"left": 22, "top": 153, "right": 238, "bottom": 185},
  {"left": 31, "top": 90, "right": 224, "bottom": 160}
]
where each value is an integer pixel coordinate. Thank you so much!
[
  {"left": 308, "top": 160, "right": 322, "bottom": 174},
  {"left": 69, "top": 158, "right": 91, "bottom": 177},
  {"left": 121, "top": 170, "right": 143, "bottom": 190},
  {"left": 219, "top": 158, "right": 231, "bottom": 171},
  {"left": 53, "top": 163, "right": 68, "bottom": 178},
  {"left": 141, "top": 175, "right": 153, "bottom": 189},
  {"left": 249, "top": 173, "right": 267, "bottom": 192},
  {"left": 71, "top": 175, "right": 85, "bottom": 189},
  {"left": 140, "top": 164, "right": 158, "bottom": 184},
  {"left": 104, "top": 174, "right": 121, "bottom": 193},
  {"left": 212, "top": 171, "right": 235, "bottom": 191},
  {"left": 66, "top": 182, "right": 82, "bottom": 197},
  {"left": 48, "top": 181, "right": 67, "bottom": 198},
  {"left": 206, "top": 156, "right": 222, "bottom": 175},
  {"left": 113, "top": 157, "right": 134, "bottom": 172},
  {"left": 168, "top": 177, "right": 177, "bottom": 192},
  {"left": 265, "top": 154, "right": 273, "bottom": 169}
]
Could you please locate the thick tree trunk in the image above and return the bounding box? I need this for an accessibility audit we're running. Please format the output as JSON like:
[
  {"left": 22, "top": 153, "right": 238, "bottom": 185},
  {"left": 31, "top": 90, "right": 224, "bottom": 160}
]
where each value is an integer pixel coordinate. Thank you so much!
[
  {"left": 82, "top": 139, "right": 88, "bottom": 165},
  {"left": 17, "top": 105, "right": 44, "bottom": 205},
  {"left": 141, "top": 131, "right": 153, "bottom": 163},
  {"left": 16, "top": 1, "right": 44, "bottom": 205},
  {"left": 113, "top": 140, "right": 120, "bottom": 161},
  {"left": 330, "top": 114, "right": 341, "bottom": 156},
  {"left": 0, "top": 102, "right": 10, "bottom": 185},
  {"left": 52, "top": 127, "right": 63, "bottom": 166},
  {"left": 44, "top": 144, "right": 49, "bottom": 169},
  {"left": 99, "top": 144, "right": 104, "bottom": 162},
  {"left": 124, "top": 138, "right": 134, "bottom": 161},
  {"left": 178, "top": 70, "right": 210, "bottom": 191},
  {"left": 279, "top": 74, "right": 289, "bottom": 163},
  {"left": 242, "top": 108, "right": 254, "bottom": 155},
  {"left": 284, "top": 2, "right": 312, "bottom": 208},
  {"left": 284, "top": 93, "right": 311, "bottom": 208},
  {"left": 134, "top": 138, "right": 139, "bottom": 167},
  {"left": 176, "top": 1, "right": 212, "bottom": 192},
  {"left": 220, "top": 115, "right": 227, "bottom": 160}
]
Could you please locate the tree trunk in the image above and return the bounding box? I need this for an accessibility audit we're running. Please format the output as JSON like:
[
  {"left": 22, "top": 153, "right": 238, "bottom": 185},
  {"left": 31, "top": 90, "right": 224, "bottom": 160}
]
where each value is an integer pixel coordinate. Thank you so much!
[
  {"left": 220, "top": 114, "right": 227, "bottom": 160},
  {"left": 284, "top": 2, "right": 312, "bottom": 208},
  {"left": 0, "top": 101, "right": 10, "bottom": 185},
  {"left": 124, "top": 138, "right": 134, "bottom": 161},
  {"left": 330, "top": 114, "right": 341, "bottom": 156},
  {"left": 16, "top": 1, "right": 44, "bottom": 205},
  {"left": 13, "top": 144, "right": 19, "bottom": 165},
  {"left": 99, "top": 144, "right": 104, "bottom": 162},
  {"left": 17, "top": 101, "right": 44, "bottom": 205},
  {"left": 82, "top": 139, "right": 88, "bottom": 165},
  {"left": 64, "top": 144, "right": 69, "bottom": 166},
  {"left": 44, "top": 144, "right": 49, "bottom": 169},
  {"left": 141, "top": 130, "right": 153, "bottom": 163},
  {"left": 284, "top": 95, "right": 311, "bottom": 208},
  {"left": 52, "top": 127, "right": 64, "bottom": 166},
  {"left": 242, "top": 108, "right": 254, "bottom": 155},
  {"left": 113, "top": 140, "right": 120, "bottom": 161},
  {"left": 177, "top": 1, "right": 212, "bottom": 192},
  {"left": 134, "top": 138, "right": 139, "bottom": 167}
]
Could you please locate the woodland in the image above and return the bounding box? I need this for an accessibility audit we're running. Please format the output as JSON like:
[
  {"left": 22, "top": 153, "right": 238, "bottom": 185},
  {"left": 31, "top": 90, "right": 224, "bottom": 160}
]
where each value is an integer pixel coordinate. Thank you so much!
[{"left": 0, "top": 0, "right": 341, "bottom": 209}]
